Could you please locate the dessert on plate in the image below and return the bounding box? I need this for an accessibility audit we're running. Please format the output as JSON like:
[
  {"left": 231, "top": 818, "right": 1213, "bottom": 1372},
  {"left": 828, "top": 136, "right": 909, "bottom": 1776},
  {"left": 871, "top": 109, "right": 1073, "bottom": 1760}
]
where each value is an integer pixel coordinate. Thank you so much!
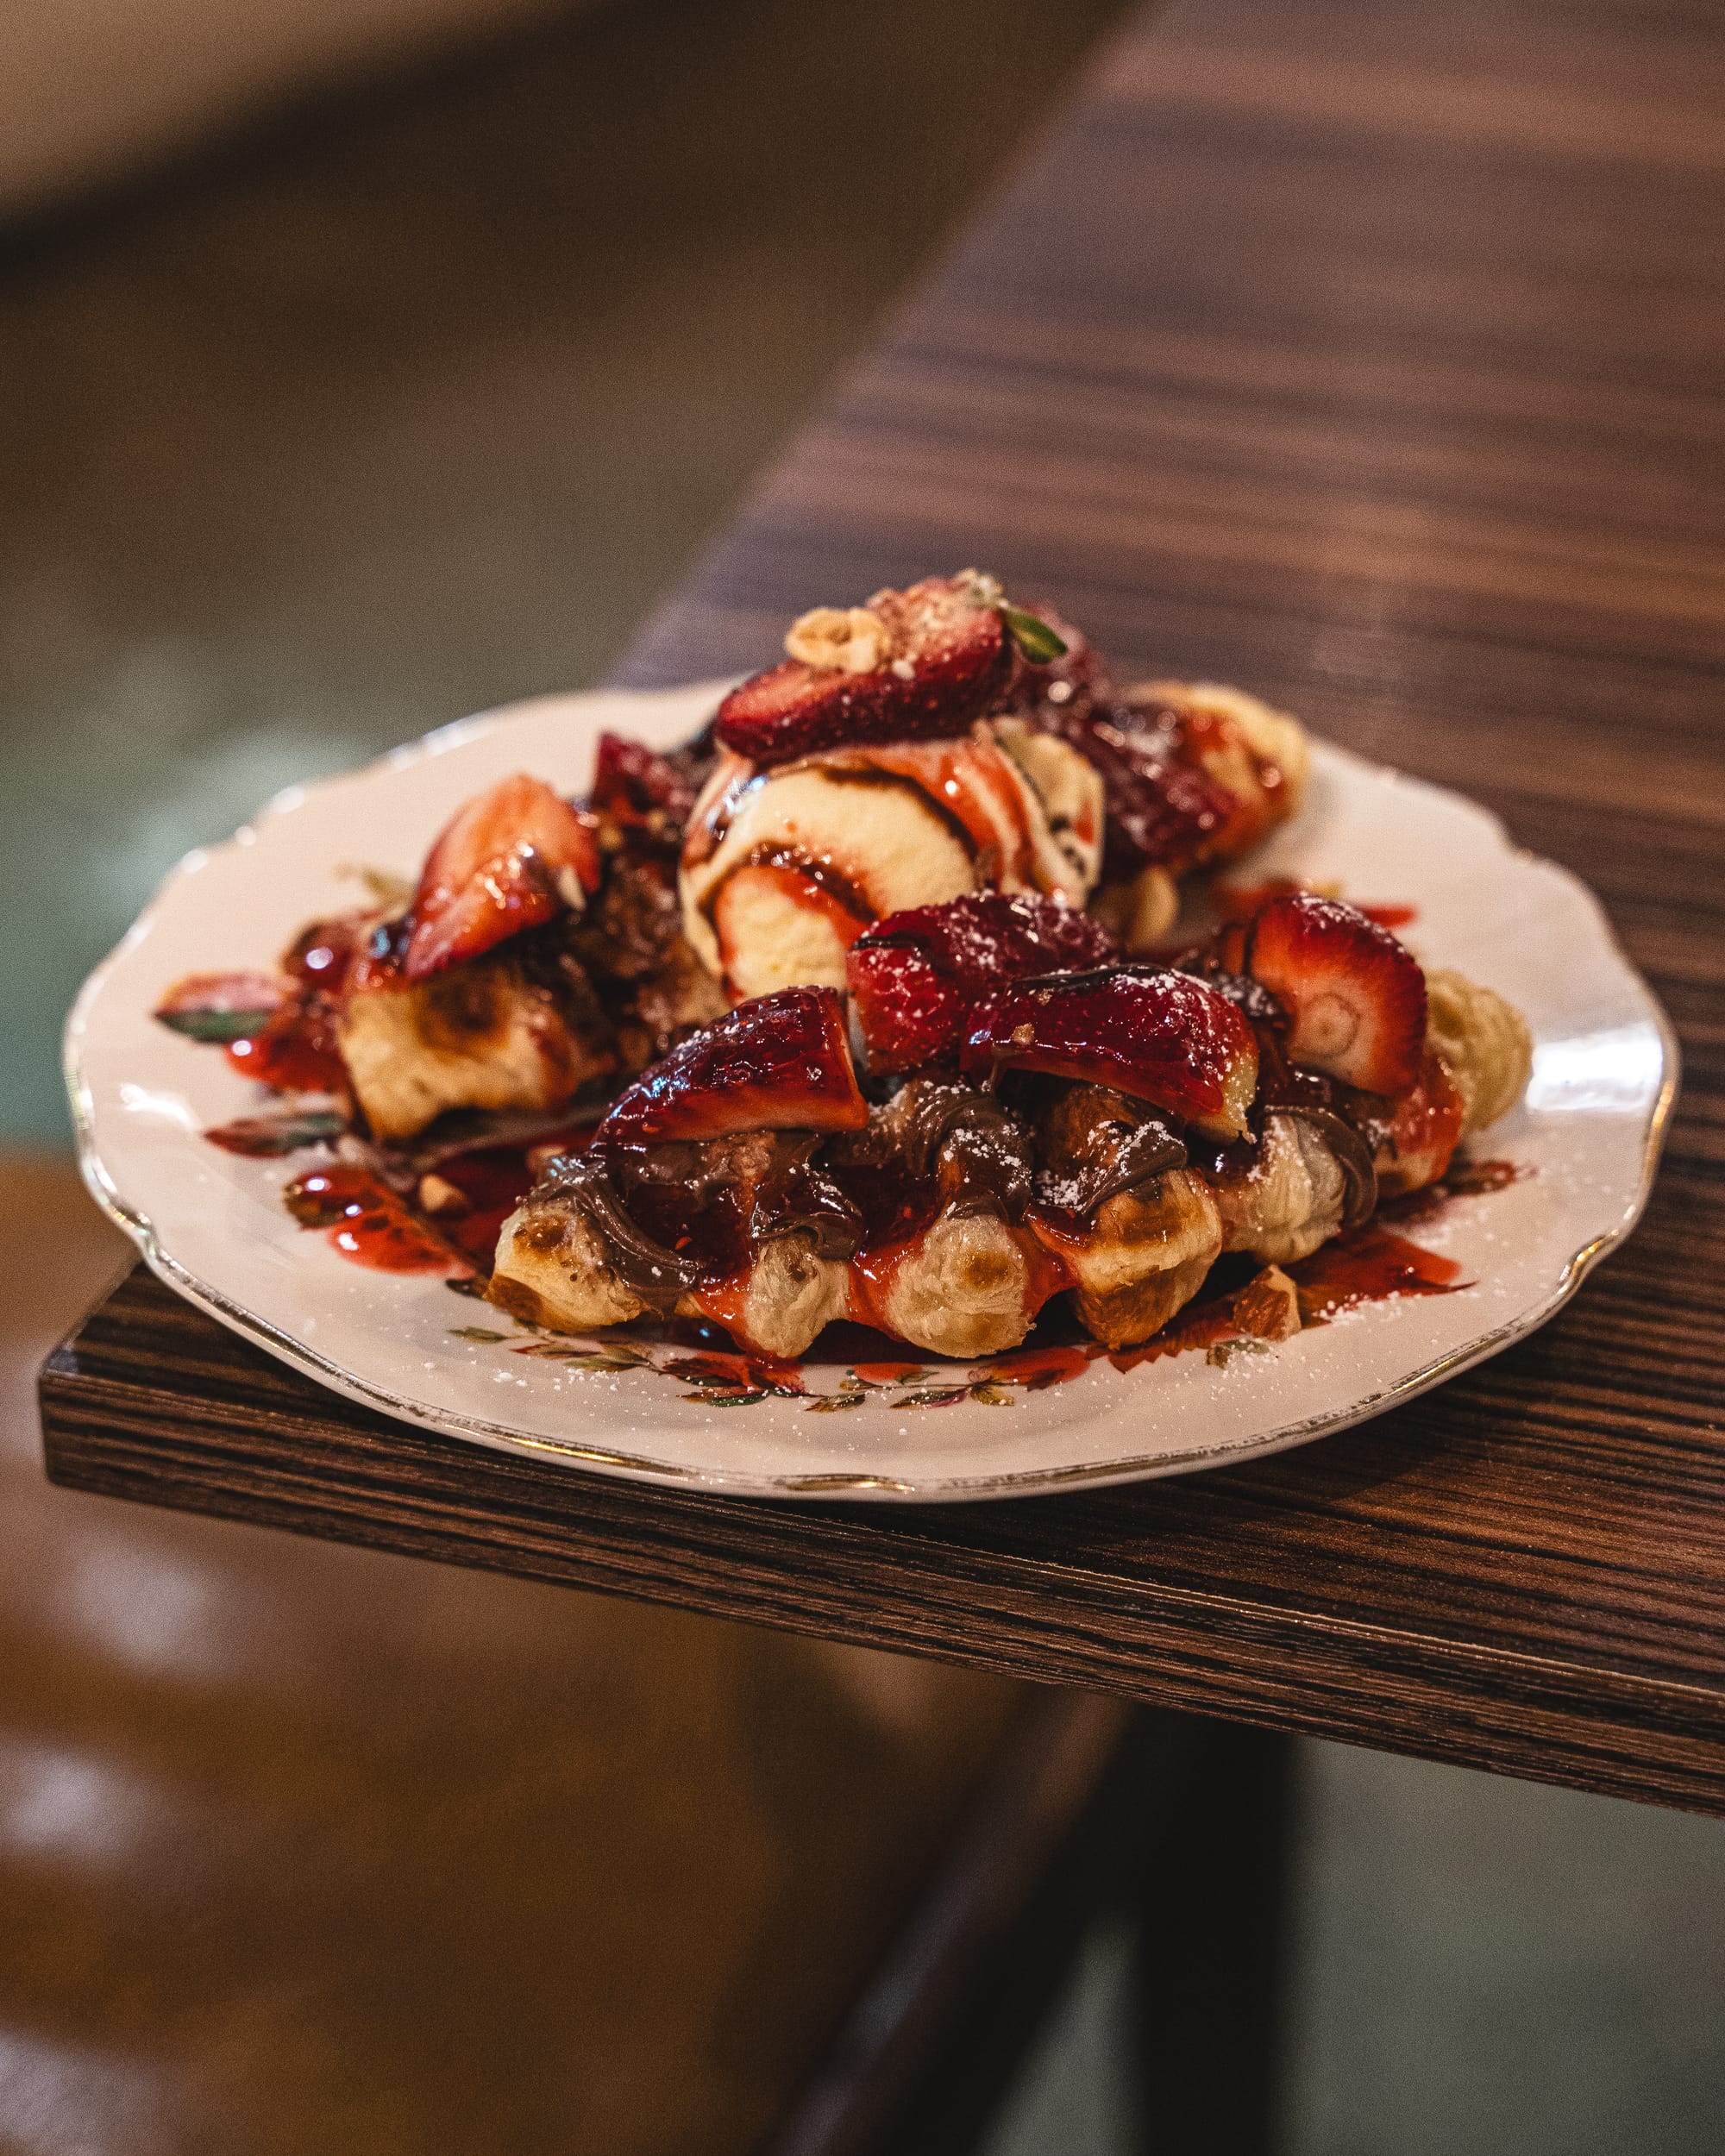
[
  {"left": 687, "top": 572, "right": 1308, "bottom": 990},
  {"left": 154, "top": 568, "right": 1531, "bottom": 1370},
  {"left": 158, "top": 571, "right": 1310, "bottom": 1144},
  {"left": 160, "top": 734, "right": 727, "bottom": 1143},
  {"left": 488, "top": 888, "right": 1530, "bottom": 1359}
]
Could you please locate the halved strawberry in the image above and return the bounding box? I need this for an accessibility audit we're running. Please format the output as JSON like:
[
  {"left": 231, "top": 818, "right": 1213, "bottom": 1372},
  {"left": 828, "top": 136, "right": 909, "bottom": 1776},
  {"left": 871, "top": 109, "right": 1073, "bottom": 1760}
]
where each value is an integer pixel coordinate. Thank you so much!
[
  {"left": 1245, "top": 893, "right": 1427, "bottom": 1096},
  {"left": 1032, "top": 702, "right": 1236, "bottom": 876},
  {"left": 998, "top": 606, "right": 1110, "bottom": 723},
  {"left": 961, "top": 967, "right": 1259, "bottom": 1139},
  {"left": 588, "top": 730, "right": 699, "bottom": 828},
  {"left": 599, "top": 987, "right": 868, "bottom": 1144},
  {"left": 714, "top": 574, "right": 1012, "bottom": 766},
  {"left": 402, "top": 773, "right": 601, "bottom": 981},
  {"left": 282, "top": 912, "right": 370, "bottom": 997},
  {"left": 848, "top": 892, "right": 1118, "bottom": 1075}
]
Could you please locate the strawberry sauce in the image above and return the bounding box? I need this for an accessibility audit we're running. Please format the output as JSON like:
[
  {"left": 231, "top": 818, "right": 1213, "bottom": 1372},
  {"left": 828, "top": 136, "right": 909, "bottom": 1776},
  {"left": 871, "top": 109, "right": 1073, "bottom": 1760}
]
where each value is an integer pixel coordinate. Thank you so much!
[
  {"left": 284, "top": 1164, "right": 467, "bottom": 1275},
  {"left": 421, "top": 1144, "right": 544, "bottom": 1262},
  {"left": 1214, "top": 878, "right": 1418, "bottom": 931},
  {"left": 982, "top": 1342, "right": 1097, "bottom": 1388},
  {"left": 224, "top": 1002, "right": 348, "bottom": 1093},
  {"left": 1289, "top": 1225, "right": 1467, "bottom": 1317},
  {"left": 277, "top": 1134, "right": 578, "bottom": 1273}
]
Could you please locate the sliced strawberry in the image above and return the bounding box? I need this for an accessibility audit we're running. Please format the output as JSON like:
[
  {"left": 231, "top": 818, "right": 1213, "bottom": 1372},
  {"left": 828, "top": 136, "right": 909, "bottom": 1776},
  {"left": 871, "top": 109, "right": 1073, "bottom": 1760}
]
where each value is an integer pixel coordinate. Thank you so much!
[
  {"left": 714, "top": 574, "right": 1012, "bottom": 766},
  {"left": 848, "top": 892, "right": 1118, "bottom": 1075},
  {"left": 999, "top": 606, "right": 1111, "bottom": 722},
  {"left": 282, "top": 912, "right": 370, "bottom": 998},
  {"left": 1245, "top": 893, "right": 1427, "bottom": 1096},
  {"left": 962, "top": 967, "right": 1259, "bottom": 1139},
  {"left": 599, "top": 986, "right": 868, "bottom": 1144},
  {"left": 402, "top": 773, "right": 601, "bottom": 981},
  {"left": 588, "top": 730, "right": 699, "bottom": 828},
  {"left": 1032, "top": 699, "right": 1235, "bottom": 876}
]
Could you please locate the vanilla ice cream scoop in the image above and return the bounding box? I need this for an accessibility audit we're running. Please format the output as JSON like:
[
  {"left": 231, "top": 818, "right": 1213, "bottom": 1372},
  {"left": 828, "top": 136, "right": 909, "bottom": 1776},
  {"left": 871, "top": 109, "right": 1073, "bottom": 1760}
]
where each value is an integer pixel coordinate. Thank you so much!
[{"left": 680, "top": 721, "right": 1102, "bottom": 999}]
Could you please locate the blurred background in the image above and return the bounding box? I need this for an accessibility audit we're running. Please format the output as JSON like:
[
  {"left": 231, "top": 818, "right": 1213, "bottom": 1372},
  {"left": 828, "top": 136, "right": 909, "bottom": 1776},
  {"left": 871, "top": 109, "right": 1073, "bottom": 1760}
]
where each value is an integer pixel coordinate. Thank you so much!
[{"left": 3, "top": 0, "right": 1723, "bottom": 2148}]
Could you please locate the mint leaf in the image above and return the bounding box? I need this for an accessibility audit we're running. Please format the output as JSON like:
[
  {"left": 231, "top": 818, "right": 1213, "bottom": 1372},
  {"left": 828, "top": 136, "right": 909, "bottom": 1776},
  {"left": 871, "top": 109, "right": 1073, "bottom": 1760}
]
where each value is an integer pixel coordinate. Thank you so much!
[
  {"left": 1000, "top": 606, "right": 1068, "bottom": 663},
  {"left": 156, "top": 1006, "right": 278, "bottom": 1044},
  {"left": 204, "top": 1107, "right": 346, "bottom": 1156}
]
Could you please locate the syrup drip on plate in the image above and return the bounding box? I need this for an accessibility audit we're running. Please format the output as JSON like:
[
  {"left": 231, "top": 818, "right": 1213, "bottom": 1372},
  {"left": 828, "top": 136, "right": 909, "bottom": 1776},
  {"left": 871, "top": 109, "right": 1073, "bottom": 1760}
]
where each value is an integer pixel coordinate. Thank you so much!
[
  {"left": 1212, "top": 877, "right": 1417, "bottom": 931},
  {"left": 1289, "top": 1225, "right": 1466, "bottom": 1318},
  {"left": 283, "top": 1164, "right": 467, "bottom": 1275}
]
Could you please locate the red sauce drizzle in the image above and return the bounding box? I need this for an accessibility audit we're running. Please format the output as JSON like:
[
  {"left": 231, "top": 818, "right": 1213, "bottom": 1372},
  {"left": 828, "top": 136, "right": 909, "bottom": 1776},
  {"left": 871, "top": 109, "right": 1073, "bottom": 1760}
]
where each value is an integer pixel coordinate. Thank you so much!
[
  {"left": 1439, "top": 1156, "right": 1524, "bottom": 1196},
  {"left": 852, "top": 1359, "right": 931, "bottom": 1385},
  {"left": 283, "top": 1164, "right": 468, "bottom": 1275},
  {"left": 1213, "top": 877, "right": 1417, "bottom": 931},
  {"left": 1110, "top": 1296, "right": 1252, "bottom": 1370},
  {"left": 983, "top": 1342, "right": 1100, "bottom": 1390},
  {"left": 846, "top": 1221, "right": 1071, "bottom": 1339},
  {"left": 1380, "top": 1155, "right": 1531, "bottom": 1225},
  {"left": 225, "top": 1001, "right": 348, "bottom": 1093},
  {"left": 685, "top": 1271, "right": 751, "bottom": 1343},
  {"left": 666, "top": 1347, "right": 804, "bottom": 1400},
  {"left": 844, "top": 1237, "right": 918, "bottom": 1333},
  {"left": 1289, "top": 1225, "right": 1467, "bottom": 1319},
  {"left": 220, "top": 915, "right": 371, "bottom": 1094},
  {"left": 419, "top": 1144, "right": 542, "bottom": 1262},
  {"left": 713, "top": 856, "right": 871, "bottom": 962}
]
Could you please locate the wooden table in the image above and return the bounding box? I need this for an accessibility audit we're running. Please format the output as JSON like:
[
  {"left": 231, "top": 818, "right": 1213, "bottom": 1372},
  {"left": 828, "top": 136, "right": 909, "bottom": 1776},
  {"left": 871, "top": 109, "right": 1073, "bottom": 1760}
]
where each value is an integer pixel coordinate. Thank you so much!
[{"left": 42, "top": 0, "right": 1725, "bottom": 1815}]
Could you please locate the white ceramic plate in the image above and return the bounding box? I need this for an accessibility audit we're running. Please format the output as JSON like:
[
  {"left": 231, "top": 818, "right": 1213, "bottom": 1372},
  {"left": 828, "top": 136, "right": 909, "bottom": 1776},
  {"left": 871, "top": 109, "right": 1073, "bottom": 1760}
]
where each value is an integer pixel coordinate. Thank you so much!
[{"left": 68, "top": 684, "right": 1676, "bottom": 1501}]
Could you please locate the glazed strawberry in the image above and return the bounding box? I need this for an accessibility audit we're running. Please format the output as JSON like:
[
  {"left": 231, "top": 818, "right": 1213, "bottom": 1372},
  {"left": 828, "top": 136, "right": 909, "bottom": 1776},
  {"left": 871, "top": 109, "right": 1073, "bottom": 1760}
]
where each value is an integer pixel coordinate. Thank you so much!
[
  {"left": 282, "top": 912, "right": 369, "bottom": 998},
  {"left": 962, "top": 967, "right": 1259, "bottom": 1138},
  {"left": 589, "top": 731, "right": 699, "bottom": 828},
  {"left": 1245, "top": 893, "right": 1427, "bottom": 1095},
  {"left": 1053, "top": 707, "right": 1238, "bottom": 875},
  {"left": 998, "top": 606, "right": 1110, "bottom": 721},
  {"left": 714, "top": 574, "right": 1013, "bottom": 766},
  {"left": 848, "top": 892, "right": 1119, "bottom": 1075},
  {"left": 599, "top": 987, "right": 869, "bottom": 1144},
  {"left": 402, "top": 773, "right": 602, "bottom": 981}
]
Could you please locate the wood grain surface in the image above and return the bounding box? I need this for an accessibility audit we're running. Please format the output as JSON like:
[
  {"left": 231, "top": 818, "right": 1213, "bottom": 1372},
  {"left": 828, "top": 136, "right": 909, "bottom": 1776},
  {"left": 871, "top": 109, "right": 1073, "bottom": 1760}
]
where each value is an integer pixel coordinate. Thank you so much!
[{"left": 42, "top": 0, "right": 1725, "bottom": 1812}]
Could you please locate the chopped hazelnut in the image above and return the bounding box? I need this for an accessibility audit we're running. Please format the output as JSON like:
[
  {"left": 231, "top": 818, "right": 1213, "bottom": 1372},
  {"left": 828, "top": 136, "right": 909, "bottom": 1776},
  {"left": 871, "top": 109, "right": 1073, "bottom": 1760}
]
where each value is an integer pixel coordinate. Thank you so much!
[
  {"left": 1231, "top": 1263, "right": 1302, "bottom": 1343},
  {"left": 785, "top": 605, "right": 895, "bottom": 675},
  {"left": 957, "top": 568, "right": 1003, "bottom": 609},
  {"left": 417, "top": 1173, "right": 470, "bottom": 1218}
]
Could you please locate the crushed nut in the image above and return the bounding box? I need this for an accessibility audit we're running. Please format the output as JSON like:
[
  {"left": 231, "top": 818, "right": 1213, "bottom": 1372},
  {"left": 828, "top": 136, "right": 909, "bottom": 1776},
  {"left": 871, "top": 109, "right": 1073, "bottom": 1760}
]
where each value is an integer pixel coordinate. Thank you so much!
[
  {"left": 1231, "top": 1263, "right": 1302, "bottom": 1343},
  {"left": 417, "top": 1174, "right": 470, "bottom": 1218},
  {"left": 785, "top": 605, "right": 895, "bottom": 674}
]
